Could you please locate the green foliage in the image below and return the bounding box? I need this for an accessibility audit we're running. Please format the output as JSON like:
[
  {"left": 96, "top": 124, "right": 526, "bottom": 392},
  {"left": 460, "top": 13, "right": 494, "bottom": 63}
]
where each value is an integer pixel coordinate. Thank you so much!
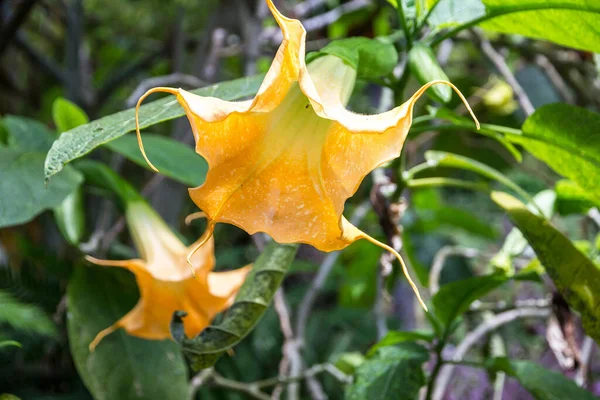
[
  {"left": 44, "top": 75, "right": 264, "bottom": 180},
  {"left": 52, "top": 98, "right": 89, "bottom": 134},
  {"left": 173, "top": 242, "right": 298, "bottom": 371},
  {"left": 488, "top": 358, "right": 599, "bottom": 400},
  {"left": 307, "top": 37, "right": 399, "bottom": 80},
  {"left": 431, "top": 274, "right": 508, "bottom": 333},
  {"left": 509, "top": 104, "right": 600, "bottom": 203},
  {"left": 0, "top": 290, "right": 57, "bottom": 337},
  {"left": 68, "top": 265, "right": 188, "bottom": 400},
  {"left": 481, "top": 0, "right": 600, "bottom": 53},
  {"left": 429, "top": 0, "right": 600, "bottom": 52},
  {"left": 106, "top": 134, "right": 208, "bottom": 187},
  {"left": 0, "top": 116, "right": 83, "bottom": 228},
  {"left": 554, "top": 180, "right": 600, "bottom": 216},
  {"left": 346, "top": 343, "right": 429, "bottom": 400},
  {"left": 492, "top": 192, "right": 600, "bottom": 344},
  {"left": 367, "top": 330, "right": 435, "bottom": 356},
  {"left": 408, "top": 43, "right": 451, "bottom": 103}
]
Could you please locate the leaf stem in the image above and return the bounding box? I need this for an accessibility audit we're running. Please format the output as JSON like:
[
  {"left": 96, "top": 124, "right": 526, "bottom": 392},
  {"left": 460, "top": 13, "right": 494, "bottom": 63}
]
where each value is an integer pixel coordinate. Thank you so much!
[{"left": 397, "top": 1, "right": 413, "bottom": 50}]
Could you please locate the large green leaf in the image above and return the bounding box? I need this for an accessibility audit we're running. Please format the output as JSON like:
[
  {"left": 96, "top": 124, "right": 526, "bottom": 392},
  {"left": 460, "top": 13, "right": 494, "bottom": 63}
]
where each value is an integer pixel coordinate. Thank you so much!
[
  {"left": 0, "top": 149, "right": 83, "bottom": 228},
  {"left": 172, "top": 242, "right": 298, "bottom": 371},
  {"left": 4, "top": 115, "right": 56, "bottom": 152},
  {"left": 408, "top": 43, "right": 451, "bottom": 103},
  {"left": 492, "top": 191, "right": 600, "bottom": 344},
  {"left": 346, "top": 343, "right": 429, "bottom": 400},
  {"left": 488, "top": 358, "right": 598, "bottom": 400},
  {"left": 45, "top": 75, "right": 264, "bottom": 180},
  {"left": 429, "top": 1, "right": 600, "bottom": 53},
  {"left": 555, "top": 180, "right": 600, "bottom": 216},
  {"left": 431, "top": 274, "right": 509, "bottom": 332},
  {"left": 68, "top": 265, "right": 188, "bottom": 400},
  {"left": 106, "top": 134, "right": 208, "bottom": 187},
  {"left": 481, "top": 0, "right": 600, "bottom": 53},
  {"left": 508, "top": 104, "right": 600, "bottom": 203}
]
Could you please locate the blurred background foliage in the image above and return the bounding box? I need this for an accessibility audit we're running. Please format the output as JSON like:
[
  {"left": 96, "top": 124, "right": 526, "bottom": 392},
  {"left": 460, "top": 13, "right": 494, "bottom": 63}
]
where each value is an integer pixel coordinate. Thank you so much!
[{"left": 1, "top": 0, "right": 600, "bottom": 399}]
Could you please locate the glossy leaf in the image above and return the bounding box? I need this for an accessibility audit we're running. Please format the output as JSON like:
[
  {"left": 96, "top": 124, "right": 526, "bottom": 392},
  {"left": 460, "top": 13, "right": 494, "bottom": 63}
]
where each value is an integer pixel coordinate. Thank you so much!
[
  {"left": 367, "top": 330, "right": 435, "bottom": 356},
  {"left": 0, "top": 149, "right": 83, "bottom": 228},
  {"left": 45, "top": 74, "right": 264, "bottom": 180},
  {"left": 408, "top": 43, "right": 451, "bottom": 103},
  {"left": 491, "top": 190, "right": 556, "bottom": 272},
  {"left": 555, "top": 180, "right": 600, "bottom": 216},
  {"left": 509, "top": 104, "right": 600, "bottom": 203},
  {"left": 68, "top": 265, "right": 188, "bottom": 400},
  {"left": 52, "top": 97, "right": 89, "bottom": 133},
  {"left": 488, "top": 358, "right": 598, "bottom": 400},
  {"left": 106, "top": 134, "right": 208, "bottom": 187},
  {"left": 481, "top": 0, "right": 600, "bottom": 53},
  {"left": 307, "top": 37, "right": 399, "bottom": 80},
  {"left": 431, "top": 274, "right": 509, "bottom": 331},
  {"left": 172, "top": 242, "right": 298, "bottom": 371},
  {"left": 492, "top": 192, "right": 600, "bottom": 344},
  {"left": 346, "top": 343, "right": 429, "bottom": 400},
  {"left": 429, "top": 1, "right": 600, "bottom": 53}
]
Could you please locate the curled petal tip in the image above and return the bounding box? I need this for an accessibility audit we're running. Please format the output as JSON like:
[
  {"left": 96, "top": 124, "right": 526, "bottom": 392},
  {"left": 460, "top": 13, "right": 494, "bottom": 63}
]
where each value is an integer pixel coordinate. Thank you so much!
[
  {"left": 135, "top": 87, "right": 179, "bottom": 173},
  {"left": 185, "top": 211, "right": 207, "bottom": 226}
]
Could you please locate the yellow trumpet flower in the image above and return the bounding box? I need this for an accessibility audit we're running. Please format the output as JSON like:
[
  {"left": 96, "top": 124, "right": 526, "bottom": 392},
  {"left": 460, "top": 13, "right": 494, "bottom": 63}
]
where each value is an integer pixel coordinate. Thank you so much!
[
  {"left": 135, "top": 0, "right": 478, "bottom": 310},
  {"left": 87, "top": 202, "right": 250, "bottom": 350}
]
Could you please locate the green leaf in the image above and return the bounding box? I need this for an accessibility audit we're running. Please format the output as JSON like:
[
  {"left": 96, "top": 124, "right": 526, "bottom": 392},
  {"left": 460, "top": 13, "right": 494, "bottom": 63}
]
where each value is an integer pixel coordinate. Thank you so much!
[
  {"left": 0, "top": 149, "right": 83, "bottom": 228},
  {"left": 52, "top": 97, "right": 89, "bottom": 133},
  {"left": 427, "top": 0, "right": 485, "bottom": 28},
  {"left": 4, "top": 115, "right": 56, "bottom": 152},
  {"left": 68, "top": 265, "right": 188, "bottom": 400},
  {"left": 53, "top": 188, "right": 86, "bottom": 246},
  {"left": 408, "top": 43, "right": 451, "bottom": 103},
  {"left": 0, "top": 290, "right": 57, "bottom": 337},
  {"left": 422, "top": 150, "right": 536, "bottom": 207},
  {"left": 0, "top": 340, "right": 22, "bottom": 349},
  {"left": 45, "top": 75, "right": 264, "bottom": 180},
  {"left": 508, "top": 104, "right": 600, "bottom": 203},
  {"left": 431, "top": 274, "right": 509, "bottom": 331},
  {"left": 490, "top": 190, "right": 556, "bottom": 272},
  {"left": 481, "top": 0, "right": 600, "bottom": 53},
  {"left": 492, "top": 191, "right": 600, "bottom": 344},
  {"left": 488, "top": 358, "right": 598, "bottom": 400},
  {"left": 555, "top": 180, "right": 600, "bottom": 216},
  {"left": 307, "top": 37, "right": 399, "bottom": 80},
  {"left": 173, "top": 242, "right": 298, "bottom": 371},
  {"left": 106, "top": 134, "right": 208, "bottom": 187},
  {"left": 346, "top": 343, "right": 429, "bottom": 400},
  {"left": 76, "top": 160, "right": 143, "bottom": 205},
  {"left": 367, "top": 330, "right": 435, "bottom": 356},
  {"left": 430, "top": 1, "right": 600, "bottom": 53}
]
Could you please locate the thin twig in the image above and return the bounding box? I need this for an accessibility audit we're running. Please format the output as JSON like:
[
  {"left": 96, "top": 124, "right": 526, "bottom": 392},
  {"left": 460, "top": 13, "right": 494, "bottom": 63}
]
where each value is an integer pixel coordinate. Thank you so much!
[
  {"left": 0, "top": 0, "right": 39, "bottom": 55},
  {"left": 472, "top": 29, "right": 535, "bottom": 116},
  {"left": 575, "top": 336, "right": 595, "bottom": 387},
  {"left": 13, "top": 32, "right": 67, "bottom": 83},
  {"left": 430, "top": 307, "right": 550, "bottom": 400},
  {"left": 295, "top": 201, "right": 371, "bottom": 343}
]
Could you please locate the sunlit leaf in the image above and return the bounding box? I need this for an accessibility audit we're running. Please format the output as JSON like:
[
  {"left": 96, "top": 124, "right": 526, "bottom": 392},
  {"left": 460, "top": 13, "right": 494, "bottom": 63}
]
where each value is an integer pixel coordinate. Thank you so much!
[{"left": 492, "top": 191, "right": 600, "bottom": 344}]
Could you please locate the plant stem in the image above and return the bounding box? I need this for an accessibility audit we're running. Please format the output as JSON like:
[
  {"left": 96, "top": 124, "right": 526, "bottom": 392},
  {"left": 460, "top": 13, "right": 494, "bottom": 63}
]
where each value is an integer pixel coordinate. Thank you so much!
[{"left": 397, "top": 1, "right": 413, "bottom": 50}]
